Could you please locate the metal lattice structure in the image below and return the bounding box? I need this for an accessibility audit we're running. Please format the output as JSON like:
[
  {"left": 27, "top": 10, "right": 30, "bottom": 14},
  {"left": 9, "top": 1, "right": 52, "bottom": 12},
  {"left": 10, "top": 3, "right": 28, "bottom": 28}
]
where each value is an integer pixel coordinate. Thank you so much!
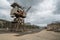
[{"left": 10, "top": 2, "right": 31, "bottom": 32}]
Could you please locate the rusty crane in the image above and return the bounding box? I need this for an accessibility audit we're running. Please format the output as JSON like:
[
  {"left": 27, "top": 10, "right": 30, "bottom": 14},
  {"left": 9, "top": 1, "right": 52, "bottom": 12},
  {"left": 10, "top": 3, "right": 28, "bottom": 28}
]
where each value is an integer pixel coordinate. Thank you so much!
[{"left": 10, "top": 2, "right": 31, "bottom": 32}]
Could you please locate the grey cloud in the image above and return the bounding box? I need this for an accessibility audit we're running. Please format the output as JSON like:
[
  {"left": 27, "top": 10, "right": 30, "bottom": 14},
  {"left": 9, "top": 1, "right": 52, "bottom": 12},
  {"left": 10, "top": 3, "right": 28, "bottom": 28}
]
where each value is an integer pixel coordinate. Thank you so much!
[
  {"left": 53, "top": 0, "right": 60, "bottom": 14},
  {"left": 2, "top": 0, "right": 60, "bottom": 26},
  {"left": 14, "top": 0, "right": 44, "bottom": 13},
  {"left": 0, "top": 0, "right": 11, "bottom": 21},
  {"left": 8, "top": 0, "right": 44, "bottom": 13},
  {"left": 14, "top": 0, "right": 44, "bottom": 6},
  {"left": 25, "top": 14, "right": 60, "bottom": 26},
  {"left": 0, "top": 13, "right": 7, "bottom": 20}
]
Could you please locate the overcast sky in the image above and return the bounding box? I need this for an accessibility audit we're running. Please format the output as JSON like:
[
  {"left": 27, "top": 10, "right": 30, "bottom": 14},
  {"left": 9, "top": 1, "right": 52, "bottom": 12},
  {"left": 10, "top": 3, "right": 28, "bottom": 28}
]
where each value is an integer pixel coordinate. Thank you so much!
[{"left": 0, "top": 0, "right": 60, "bottom": 26}]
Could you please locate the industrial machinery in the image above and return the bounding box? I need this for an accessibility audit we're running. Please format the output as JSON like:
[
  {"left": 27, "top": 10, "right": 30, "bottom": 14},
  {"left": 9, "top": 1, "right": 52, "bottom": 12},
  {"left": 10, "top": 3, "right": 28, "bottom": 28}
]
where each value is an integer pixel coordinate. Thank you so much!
[{"left": 10, "top": 2, "right": 31, "bottom": 32}]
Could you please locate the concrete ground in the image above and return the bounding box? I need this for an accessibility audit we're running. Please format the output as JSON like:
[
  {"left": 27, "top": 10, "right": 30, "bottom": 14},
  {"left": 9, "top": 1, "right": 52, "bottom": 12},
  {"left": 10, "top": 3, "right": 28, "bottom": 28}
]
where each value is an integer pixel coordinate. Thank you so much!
[{"left": 0, "top": 30, "right": 60, "bottom": 40}]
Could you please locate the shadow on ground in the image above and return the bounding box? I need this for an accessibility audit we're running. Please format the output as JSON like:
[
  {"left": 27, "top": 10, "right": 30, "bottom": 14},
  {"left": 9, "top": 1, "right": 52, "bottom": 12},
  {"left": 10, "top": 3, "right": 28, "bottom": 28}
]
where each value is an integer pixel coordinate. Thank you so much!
[
  {"left": 14, "top": 29, "right": 42, "bottom": 36},
  {"left": 0, "top": 29, "right": 42, "bottom": 37}
]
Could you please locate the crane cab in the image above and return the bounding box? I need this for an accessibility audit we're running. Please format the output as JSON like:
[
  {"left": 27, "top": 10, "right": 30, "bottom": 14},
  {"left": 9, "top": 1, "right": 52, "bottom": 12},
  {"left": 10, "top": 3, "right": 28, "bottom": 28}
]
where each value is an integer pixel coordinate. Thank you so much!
[{"left": 10, "top": 3, "right": 26, "bottom": 18}]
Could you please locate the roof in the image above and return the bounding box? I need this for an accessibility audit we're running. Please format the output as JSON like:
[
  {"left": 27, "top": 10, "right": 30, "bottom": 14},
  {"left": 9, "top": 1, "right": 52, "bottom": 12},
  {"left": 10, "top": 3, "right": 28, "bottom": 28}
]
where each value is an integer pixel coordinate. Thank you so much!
[{"left": 11, "top": 3, "right": 22, "bottom": 8}]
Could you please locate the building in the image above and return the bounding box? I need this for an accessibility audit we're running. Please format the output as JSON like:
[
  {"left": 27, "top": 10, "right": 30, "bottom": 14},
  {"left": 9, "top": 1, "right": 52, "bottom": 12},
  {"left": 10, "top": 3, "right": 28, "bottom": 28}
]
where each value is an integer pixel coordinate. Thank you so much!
[{"left": 47, "top": 22, "right": 60, "bottom": 32}]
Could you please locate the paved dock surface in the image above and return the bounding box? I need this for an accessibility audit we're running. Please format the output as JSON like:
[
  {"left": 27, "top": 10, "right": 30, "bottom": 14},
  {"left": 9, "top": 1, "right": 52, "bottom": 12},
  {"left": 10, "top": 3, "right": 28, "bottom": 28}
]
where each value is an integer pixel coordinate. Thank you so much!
[{"left": 0, "top": 30, "right": 60, "bottom": 40}]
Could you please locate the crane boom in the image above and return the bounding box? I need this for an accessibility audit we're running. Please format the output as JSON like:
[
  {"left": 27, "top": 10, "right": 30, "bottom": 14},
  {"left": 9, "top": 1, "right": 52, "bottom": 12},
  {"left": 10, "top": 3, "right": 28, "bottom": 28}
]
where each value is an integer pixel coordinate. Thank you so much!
[{"left": 26, "top": 6, "right": 31, "bottom": 12}]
